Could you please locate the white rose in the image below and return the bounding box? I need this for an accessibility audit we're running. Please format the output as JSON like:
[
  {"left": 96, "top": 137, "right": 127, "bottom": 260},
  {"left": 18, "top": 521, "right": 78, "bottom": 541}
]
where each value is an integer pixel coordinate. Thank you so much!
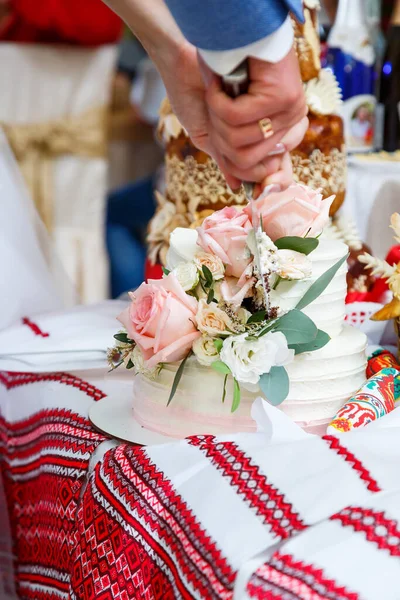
[
  {"left": 194, "top": 252, "right": 225, "bottom": 280},
  {"left": 192, "top": 336, "right": 220, "bottom": 366},
  {"left": 196, "top": 299, "right": 233, "bottom": 337},
  {"left": 166, "top": 227, "right": 199, "bottom": 270},
  {"left": 172, "top": 262, "right": 199, "bottom": 291},
  {"left": 131, "top": 345, "right": 159, "bottom": 380},
  {"left": 277, "top": 249, "right": 312, "bottom": 280},
  {"left": 220, "top": 331, "right": 294, "bottom": 385}
]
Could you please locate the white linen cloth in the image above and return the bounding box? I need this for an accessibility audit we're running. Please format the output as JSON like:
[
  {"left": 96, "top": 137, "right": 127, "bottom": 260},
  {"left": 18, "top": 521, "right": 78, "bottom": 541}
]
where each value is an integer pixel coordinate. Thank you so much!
[
  {"left": 0, "top": 43, "right": 117, "bottom": 304},
  {"left": 139, "top": 400, "right": 400, "bottom": 598},
  {"left": 0, "top": 300, "right": 126, "bottom": 372},
  {"left": 0, "top": 131, "right": 66, "bottom": 330},
  {"left": 346, "top": 155, "right": 400, "bottom": 259}
]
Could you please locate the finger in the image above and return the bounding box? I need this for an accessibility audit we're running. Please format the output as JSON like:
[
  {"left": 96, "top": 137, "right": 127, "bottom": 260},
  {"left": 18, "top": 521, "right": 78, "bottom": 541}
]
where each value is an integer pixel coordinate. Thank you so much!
[
  {"left": 208, "top": 96, "right": 307, "bottom": 146},
  {"left": 261, "top": 152, "right": 294, "bottom": 190},
  {"left": 279, "top": 117, "right": 309, "bottom": 151},
  {"left": 222, "top": 155, "right": 283, "bottom": 183},
  {"left": 190, "top": 131, "right": 214, "bottom": 156},
  {"left": 213, "top": 148, "right": 242, "bottom": 191},
  {"left": 208, "top": 115, "right": 308, "bottom": 171},
  {"left": 206, "top": 77, "right": 307, "bottom": 127},
  {"left": 209, "top": 127, "right": 288, "bottom": 170}
]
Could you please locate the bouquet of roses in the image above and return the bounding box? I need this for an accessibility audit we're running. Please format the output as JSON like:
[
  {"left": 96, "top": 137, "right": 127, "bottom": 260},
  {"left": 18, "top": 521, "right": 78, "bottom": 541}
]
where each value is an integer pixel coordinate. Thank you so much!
[{"left": 109, "top": 183, "right": 346, "bottom": 411}]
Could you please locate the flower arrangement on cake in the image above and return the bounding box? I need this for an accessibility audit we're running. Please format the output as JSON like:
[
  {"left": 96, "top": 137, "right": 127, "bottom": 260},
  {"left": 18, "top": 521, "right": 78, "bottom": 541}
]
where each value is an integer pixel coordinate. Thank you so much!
[{"left": 109, "top": 183, "right": 350, "bottom": 412}]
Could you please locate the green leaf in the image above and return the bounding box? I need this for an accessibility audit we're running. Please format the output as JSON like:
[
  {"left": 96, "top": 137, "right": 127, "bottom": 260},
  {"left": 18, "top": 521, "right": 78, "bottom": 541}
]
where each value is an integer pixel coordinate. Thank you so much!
[
  {"left": 275, "top": 236, "right": 319, "bottom": 255},
  {"left": 167, "top": 352, "right": 191, "bottom": 406},
  {"left": 296, "top": 254, "right": 348, "bottom": 311},
  {"left": 162, "top": 267, "right": 170, "bottom": 276},
  {"left": 222, "top": 374, "right": 228, "bottom": 403},
  {"left": 207, "top": 288, "right": 215, "bottom": 304},
  {"left": 262, "top": 309, "right": 317, "bottom": 344},
  {"left": 202, "top": 265, "right": 213, "bottom": 287},
  {"left": 289, "top": 329, "right": 330, "bottom": 355},
  {"left": 259, "top": 366, "right": 289, "bottom": 406},
  {"left": 247, "top": 310, "right": 266, "bottom": 324},
  {"left": 213, "top": 338, "right": 223, "bottom": 352},
  {"left": 126, "top": 359, "right": 134, "bottom": 369},
  {"left": 231, "top": 378, "right": 241, "bottom": 413},
  {"left": 114, "top": 332, "right": 131, "bottom": 344},
  {"left": 211, "top": 361, "right": 231, "bottom": 375}
]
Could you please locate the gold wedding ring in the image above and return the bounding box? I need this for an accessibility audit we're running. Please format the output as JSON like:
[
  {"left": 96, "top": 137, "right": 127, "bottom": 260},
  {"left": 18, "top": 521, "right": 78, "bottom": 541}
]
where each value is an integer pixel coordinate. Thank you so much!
[{"left": 258, "top": 117, "right": 274, "bottom": 139}]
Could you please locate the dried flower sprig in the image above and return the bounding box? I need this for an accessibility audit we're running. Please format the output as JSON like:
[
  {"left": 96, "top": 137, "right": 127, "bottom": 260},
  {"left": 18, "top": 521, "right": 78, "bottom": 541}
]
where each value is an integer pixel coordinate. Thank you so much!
[{"left": 358, "top": 253, "right": 396, "bottom": 280}]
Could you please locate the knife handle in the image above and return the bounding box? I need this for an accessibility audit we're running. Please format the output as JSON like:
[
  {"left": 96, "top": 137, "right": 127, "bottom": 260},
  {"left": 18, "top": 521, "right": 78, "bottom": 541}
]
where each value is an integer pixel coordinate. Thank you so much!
[
  {"left": 221, "top": 60, "right": 253, "bottom": 198},
  {"left": 221, "top": 59, "right": 249, "bottom": 98}
]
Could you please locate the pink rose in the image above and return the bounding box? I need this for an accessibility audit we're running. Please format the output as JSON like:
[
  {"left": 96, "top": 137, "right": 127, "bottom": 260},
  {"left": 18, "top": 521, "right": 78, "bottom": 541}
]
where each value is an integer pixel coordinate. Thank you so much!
[
  {"left": 246, "top": 183, "right": 335, "bottom": 241},
  {"left": 117, "top": 273, "right": 200, "bottom": 368},
  {"left": 197, "top": 206, "right": 252, "bottom": 278}
]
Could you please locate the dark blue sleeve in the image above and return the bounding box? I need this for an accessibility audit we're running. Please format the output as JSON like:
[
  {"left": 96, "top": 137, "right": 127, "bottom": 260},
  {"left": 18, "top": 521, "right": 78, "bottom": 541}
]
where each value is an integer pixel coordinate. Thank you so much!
[{"left": 165, "top": 0, "right": 304, "bottom": 51}]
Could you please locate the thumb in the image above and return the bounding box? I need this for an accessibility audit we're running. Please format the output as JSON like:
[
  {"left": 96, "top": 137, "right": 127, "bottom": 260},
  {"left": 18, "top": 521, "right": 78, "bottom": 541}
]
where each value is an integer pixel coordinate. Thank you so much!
[{"left": 197, "top": 51, "right": 217, "bottom": 89}]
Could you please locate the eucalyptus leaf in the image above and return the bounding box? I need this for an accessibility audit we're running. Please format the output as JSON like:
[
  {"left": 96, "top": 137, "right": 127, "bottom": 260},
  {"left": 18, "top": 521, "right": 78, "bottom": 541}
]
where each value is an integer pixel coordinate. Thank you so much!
[
  {"left": 275, "top": 236, "right": 319, "bottom": 255},
  {"left": 296, "top": 254, "right": 348, "bottom": 311},
  {"left": 213, "top": 339, "right": 223, "bottom": 352},
  {"left": 167, "top": 352, "right": 191, "bottom": 406},
  {"left": 264, "top": 309, "right": 317, "bottom": 344},
  {"left": 231, "top": 378, "right": 241, "bottom": 413},
  {"left": 289, "top": 329, "right": 330, "bottom": 355},
  {"left": 247, "top": 310, "right": 266, "bottom": 324},
  {"left": 259, "top": 366, "right": 289, "bottom": 406},
  {"left": 211, "top": 361, "right": 231, "bottom": 375},
  {"left": 162, "top": 267, "right": 170, "bottom": 276},
  {"left": 222, "top": 374, "right": 228, "bottom": 403},
  {"left": 114, "top": 332, "right": 131, "bottom": 344},
  {"left": 202, "top": 265, "right": 213, "bottom": 287}
]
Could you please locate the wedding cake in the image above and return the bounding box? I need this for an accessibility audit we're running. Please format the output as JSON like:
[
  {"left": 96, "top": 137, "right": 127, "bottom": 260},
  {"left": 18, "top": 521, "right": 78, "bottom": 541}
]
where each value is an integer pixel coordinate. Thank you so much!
[
  {"left": 111, "top": 183, "right": 367, "bottom": 437},
  {"left": 148, "top": 0, "right": 346, "bottom": 266}
]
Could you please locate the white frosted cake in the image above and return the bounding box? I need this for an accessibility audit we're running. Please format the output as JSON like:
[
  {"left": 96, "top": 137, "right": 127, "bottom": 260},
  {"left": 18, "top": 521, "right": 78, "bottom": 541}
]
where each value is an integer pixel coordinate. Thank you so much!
[{"left": 132, "top": 237, "right": 367, "bottom": 437}]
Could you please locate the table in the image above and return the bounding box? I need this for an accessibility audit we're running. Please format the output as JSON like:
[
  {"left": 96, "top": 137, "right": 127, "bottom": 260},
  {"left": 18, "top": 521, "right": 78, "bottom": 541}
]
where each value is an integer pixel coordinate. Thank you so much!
[
  {"left": 2, "top": 352, "right": 400, "bottom": 599},
  {"left": 346, "top": 153, "right": 400, "bottom": 259}
]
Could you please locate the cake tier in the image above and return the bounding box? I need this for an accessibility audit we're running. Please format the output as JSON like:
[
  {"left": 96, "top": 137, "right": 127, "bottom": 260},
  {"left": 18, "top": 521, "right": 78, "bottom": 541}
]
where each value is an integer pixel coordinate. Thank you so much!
[
  {"left": 270, "top": 239, "right": 348, "bottom": 337},
  {"left": 132, "top": 325, "right": 367, "bottom": 438}
]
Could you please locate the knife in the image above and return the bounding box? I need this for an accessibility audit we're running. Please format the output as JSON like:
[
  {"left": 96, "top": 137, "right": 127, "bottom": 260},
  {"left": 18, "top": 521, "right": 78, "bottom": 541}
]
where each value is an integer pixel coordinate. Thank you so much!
[{"left": 221, "top": 60, "right": 270, "bottom": 313}]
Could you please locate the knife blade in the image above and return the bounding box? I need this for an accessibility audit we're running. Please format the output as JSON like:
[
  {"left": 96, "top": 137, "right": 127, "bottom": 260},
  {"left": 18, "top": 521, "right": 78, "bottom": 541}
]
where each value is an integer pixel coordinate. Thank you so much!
[{"left": 221, "top": 60, "right": 270, "bottom": 313}]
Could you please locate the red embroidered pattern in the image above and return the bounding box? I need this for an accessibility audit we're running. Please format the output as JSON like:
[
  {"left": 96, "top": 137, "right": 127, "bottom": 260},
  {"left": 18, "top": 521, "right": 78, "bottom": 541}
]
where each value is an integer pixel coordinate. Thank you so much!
[
  {"left": 323, "top": 435, "right": 381, "bottom": 492},
  {"left": 332, "top": 506, "right": 400, "bottom": 556},
  {"left": 247, "top": 552, "right": 359, "bottom": 600},
  {"left": 22, "top": 316, "right": 50, "bottom": 337},
  {"left": 71, "top": 444, "right": 235, "bottom": 599},
  {"left": 0, "top": 370, "right": 108, "bottom": 599},
  {"left": 71, "top": 467, "right": 177, "bottom": 600},
  {"left": 0, "top": 371, "right": 106, "bottom": 401},
  {"left": 189, "top": 435, "right": 306, "bottom": 540},
  {"left": 99, "top": 444, "right": 234, "bottom": 598}
]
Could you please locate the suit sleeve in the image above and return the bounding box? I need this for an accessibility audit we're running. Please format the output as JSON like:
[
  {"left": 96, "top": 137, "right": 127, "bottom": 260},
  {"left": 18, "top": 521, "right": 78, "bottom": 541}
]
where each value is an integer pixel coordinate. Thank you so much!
[{"left": 164, "top": 0, "right": 303, "bottom": 51}]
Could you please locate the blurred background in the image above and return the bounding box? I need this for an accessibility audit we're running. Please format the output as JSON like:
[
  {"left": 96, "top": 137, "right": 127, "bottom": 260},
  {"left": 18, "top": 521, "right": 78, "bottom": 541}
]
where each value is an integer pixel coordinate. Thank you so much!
[{"left": 0, "top": 0, "right": 398, "bottom": 306}]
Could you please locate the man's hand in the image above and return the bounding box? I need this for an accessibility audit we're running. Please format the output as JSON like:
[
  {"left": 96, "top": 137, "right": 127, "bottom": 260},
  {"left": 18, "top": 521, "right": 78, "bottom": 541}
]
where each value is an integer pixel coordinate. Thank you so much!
[
  {"left": 159, "top": 44, "right": 308, "bottom": 190},
  {"left": 203, "top": 48, "right": 308, "bottom": 188},
  {"left": 102, "top": 0, "right": 308, "bottom": 190}
]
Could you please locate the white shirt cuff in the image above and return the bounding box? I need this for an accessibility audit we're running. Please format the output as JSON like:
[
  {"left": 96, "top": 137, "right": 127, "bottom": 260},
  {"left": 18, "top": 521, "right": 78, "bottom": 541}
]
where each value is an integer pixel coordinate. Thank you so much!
[{"left": 198, "top": 16, "right": 294, "bottom": 76}]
